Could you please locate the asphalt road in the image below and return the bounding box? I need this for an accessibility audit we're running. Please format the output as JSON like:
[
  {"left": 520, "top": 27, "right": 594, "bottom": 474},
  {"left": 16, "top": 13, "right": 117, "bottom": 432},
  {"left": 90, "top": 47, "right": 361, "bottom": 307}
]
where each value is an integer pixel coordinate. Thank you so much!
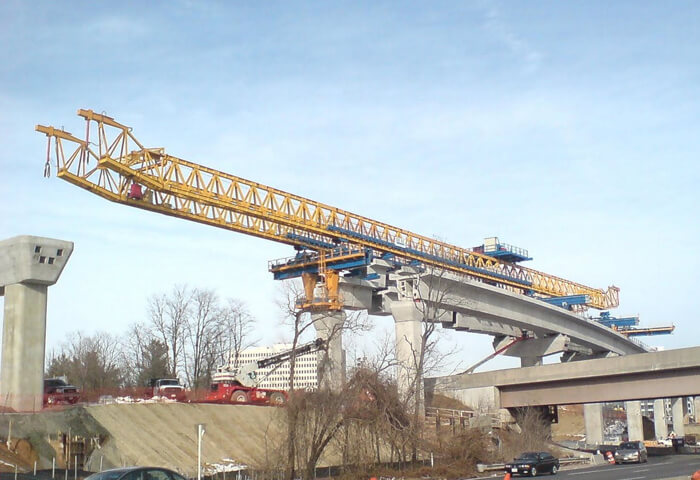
[
  {"left": 479, "top": 455, "right": 700, "bottom": 480},
  {"left": 554, "top": 455, "right": 700, "bottom": 480}
]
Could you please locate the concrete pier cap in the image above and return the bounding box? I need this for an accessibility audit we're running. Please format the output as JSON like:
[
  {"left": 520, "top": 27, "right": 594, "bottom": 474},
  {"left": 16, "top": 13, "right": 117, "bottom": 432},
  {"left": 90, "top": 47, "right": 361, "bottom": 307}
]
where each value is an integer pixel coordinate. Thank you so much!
[
  {"left": 0, "top": 235, "right": 74, "bottom": 412},
  {"left": 0, "top": 235, "right": 73, "bottom": 290}
]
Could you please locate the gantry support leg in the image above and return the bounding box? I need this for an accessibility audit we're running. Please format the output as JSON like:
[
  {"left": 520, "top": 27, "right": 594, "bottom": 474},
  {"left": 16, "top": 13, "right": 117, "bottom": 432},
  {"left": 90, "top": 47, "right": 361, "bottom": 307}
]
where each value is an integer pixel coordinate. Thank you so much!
[
  {"left": 312, "top": 310, "right": 346, "bottom": 392},
  {"left": 584, "top": 403, "right": 604, "bottom": 446},
  {"left": 626, "top": 400, "right": 644, "bottom": 441},
  {"left": 390, "top": 300, "right": 424, "bottom": 414},
  {"left": 654, "top": 399, "right": 668, "bottom": 440}
]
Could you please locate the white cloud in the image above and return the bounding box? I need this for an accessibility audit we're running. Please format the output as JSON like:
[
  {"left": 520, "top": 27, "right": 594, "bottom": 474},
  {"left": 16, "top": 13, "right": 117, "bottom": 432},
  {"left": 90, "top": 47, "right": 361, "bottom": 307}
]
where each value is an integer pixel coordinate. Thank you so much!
[{"left": 481, "top": 1, "right": 543, "bottom": 74}]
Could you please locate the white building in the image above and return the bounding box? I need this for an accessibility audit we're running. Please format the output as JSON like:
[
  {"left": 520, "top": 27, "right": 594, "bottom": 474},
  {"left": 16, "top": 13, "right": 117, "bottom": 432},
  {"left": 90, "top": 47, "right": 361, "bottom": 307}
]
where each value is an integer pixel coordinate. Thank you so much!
[{"left": 233, "top": 344, "right": 319, "bottom": 390}]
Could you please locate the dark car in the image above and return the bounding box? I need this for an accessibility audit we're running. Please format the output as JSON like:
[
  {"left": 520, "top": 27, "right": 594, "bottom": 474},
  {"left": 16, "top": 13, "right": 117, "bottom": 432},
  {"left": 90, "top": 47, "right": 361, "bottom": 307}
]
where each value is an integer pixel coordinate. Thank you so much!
[
  {"left": 43, "top": 378, "right": 80, "bottom": 405},
  {"left": 85, "top": 467, "right": 188, "bottom": 480},
  {"left": 614, "top": 441, "right": 648, "bottom": 464},
  {"left": 505, "top": 452, "right": 559, "bottom": 476}
]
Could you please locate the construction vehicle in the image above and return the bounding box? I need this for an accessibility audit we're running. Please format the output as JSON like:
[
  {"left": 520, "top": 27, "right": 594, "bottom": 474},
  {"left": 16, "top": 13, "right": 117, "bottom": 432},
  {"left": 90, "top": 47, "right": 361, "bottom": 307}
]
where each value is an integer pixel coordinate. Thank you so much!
[
  {"left": 144, "top": 378, "right": 187, "bottom": 401},
  {"left": 36, "top": 110, "right": 621, "bottom": 311},
  {"left": 203, "top": 338, "right": 326, "bottom": 406}
]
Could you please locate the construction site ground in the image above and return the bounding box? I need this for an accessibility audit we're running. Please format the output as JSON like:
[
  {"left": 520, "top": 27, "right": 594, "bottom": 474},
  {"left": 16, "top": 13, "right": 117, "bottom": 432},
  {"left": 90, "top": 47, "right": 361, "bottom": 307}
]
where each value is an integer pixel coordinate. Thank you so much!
[{"left": 0, "top": 403, "right": 284, "bottom": 477}]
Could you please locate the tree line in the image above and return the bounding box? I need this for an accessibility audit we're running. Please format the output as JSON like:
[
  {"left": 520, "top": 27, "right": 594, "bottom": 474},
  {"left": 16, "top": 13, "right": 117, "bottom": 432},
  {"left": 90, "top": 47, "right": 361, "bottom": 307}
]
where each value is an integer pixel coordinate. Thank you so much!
[{"left": 46, "top": 285, "right": 254, "bottom": 392}]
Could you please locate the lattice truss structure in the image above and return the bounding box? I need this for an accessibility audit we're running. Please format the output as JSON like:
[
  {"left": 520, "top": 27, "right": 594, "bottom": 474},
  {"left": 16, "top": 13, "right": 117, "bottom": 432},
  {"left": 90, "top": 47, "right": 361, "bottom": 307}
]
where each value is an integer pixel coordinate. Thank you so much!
[{"left": 36, "top": 109, "right": 619, "bottom": 310}]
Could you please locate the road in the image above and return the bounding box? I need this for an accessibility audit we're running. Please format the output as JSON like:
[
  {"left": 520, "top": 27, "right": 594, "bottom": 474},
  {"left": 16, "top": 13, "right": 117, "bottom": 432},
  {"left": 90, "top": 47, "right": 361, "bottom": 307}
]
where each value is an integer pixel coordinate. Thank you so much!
[
  {"left": 554, "top": 455, "right": 700, "bottom": 480},
  {"left": 479, "top": 455, "right": 700, "bottom": 480}
]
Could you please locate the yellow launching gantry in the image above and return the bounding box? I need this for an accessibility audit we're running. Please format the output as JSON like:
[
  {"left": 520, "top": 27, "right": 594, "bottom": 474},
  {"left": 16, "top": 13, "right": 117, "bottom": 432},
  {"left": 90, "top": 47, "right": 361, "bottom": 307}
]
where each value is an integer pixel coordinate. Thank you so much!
[{"left": 36, "top": 109, "right": 620, "bottom": 311}]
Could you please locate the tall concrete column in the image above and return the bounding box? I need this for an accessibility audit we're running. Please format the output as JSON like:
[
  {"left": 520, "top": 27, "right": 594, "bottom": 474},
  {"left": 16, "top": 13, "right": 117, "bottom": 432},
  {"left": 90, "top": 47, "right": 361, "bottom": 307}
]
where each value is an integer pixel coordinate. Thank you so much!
[
  {"left": 654, "top": 399, "right": 668, "bottom": 440},
  {"left": 390, "top": 300, "right": 424, "bottom": 412},
  {"left": 0, "top": 236, "right": 73, "bottom": 412},
  {"left": 312, "top": 310, "right": 346, "bottom": 391},
  {"left": 626, "top": 400, "right": 644, "bottom": 441},
  {"left": 694, "top": 397, "right": 700, "bottom": 424},
  {"left": 584, "top": 403, "right": 604, "bottom": 446},
  {"left": 671, "top": 397, "right": 685, "bottom": 437}
]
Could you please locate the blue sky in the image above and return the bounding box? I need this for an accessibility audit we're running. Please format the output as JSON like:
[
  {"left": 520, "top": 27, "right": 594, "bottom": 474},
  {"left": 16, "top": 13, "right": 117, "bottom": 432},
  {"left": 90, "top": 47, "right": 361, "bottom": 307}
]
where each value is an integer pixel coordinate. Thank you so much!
[{"left": 1, "top": 1, "right": 699, "bottom": 373}]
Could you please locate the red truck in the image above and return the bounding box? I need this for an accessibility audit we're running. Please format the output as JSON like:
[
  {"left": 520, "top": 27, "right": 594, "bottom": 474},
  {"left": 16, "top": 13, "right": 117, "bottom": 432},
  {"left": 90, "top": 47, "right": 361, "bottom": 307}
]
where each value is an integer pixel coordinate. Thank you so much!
[{"left": 203, "top": 338, "right": 326, "bottom": 406}]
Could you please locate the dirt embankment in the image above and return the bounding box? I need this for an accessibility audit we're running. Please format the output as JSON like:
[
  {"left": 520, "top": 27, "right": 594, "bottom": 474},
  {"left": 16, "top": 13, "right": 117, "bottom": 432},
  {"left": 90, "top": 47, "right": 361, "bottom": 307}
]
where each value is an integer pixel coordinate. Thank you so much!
[{"left": 0, "top": 403, "right": 283, "bottom": 477}]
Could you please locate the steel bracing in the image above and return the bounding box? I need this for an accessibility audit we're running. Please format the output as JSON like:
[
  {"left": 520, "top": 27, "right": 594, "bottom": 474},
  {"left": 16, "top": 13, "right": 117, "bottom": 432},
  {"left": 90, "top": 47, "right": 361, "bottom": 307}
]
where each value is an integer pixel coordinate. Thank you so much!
[{"left": 37, "top": 109, "right": 619, "bottom": 309}]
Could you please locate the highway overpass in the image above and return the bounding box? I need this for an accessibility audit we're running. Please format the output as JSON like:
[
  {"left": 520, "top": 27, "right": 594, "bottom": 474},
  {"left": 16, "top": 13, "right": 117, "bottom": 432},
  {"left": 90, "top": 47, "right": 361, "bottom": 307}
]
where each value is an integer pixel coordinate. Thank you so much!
[{"left": 425, "top": 345, "right": 700, "bottom": 408}]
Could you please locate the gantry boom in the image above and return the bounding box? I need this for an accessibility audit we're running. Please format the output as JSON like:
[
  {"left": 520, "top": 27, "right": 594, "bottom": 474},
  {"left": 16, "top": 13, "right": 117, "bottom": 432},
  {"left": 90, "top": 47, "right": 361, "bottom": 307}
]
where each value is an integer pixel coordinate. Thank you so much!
[{"left": 36, "top": 109, "right": 619, "bottom": 309}]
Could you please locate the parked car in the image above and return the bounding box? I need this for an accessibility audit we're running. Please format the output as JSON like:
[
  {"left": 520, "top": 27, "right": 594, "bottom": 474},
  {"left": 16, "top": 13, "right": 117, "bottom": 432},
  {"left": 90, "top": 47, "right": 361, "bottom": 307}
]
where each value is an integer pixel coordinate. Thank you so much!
[
  {"left": 505, "top": 452, "right": 559, "bottom": 476},
  {"left": 43, "top": 378, "right": 80, "bottom": 405},
  {"left": 85, "top": 467, "right": 187, "bottom": 480},
  {"left": 614, "top": 440, "right": 648, "bottom": 464}
]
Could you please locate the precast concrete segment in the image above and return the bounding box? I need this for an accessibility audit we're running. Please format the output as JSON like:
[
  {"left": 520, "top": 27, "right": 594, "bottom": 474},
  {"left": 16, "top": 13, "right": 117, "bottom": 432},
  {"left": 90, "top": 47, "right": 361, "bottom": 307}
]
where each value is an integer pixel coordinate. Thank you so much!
[
  {"left": 584, "top": 403, "right": 604, "bottom": 445},
  {"left": 451, "top": 312, "right": 522, "bottom": 337},
  {"left": 504, "top": 334, "right": 569, "bottom": 359},
  {"left": 390, "top": 300, "right": 424, "bottom": 411},
  {"left": 312, "top": 311, "right": 346, "bottom": 391},
  {"left": 654, "top": 399, "right": 668, "bottom": 440},
  {"left": 415, "top": 271, "right": 647, "bottom": 355},
  {"left": 672, "top": 397, "right": 685, "bottom": 437},
  {"left": 626, "top": 400, "right": 644, "bottom": 441},
  {"left": 0, "top": 236, "right": 73, "bottom": 413},
  {"left": 426, "top": 346, "right": 700, "bottom": 408}
]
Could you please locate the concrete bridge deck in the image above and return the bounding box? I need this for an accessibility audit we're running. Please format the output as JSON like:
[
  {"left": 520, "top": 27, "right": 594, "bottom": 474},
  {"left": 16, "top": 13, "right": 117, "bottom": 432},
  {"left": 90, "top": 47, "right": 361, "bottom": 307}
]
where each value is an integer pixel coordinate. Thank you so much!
[{"left": 427, "top": 346, "right": 700, "bottom": 408}]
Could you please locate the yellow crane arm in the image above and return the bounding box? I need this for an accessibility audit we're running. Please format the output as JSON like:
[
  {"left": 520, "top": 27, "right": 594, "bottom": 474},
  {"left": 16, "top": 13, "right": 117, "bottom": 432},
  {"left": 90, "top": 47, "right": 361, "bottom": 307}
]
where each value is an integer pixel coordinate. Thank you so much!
[{"left": 36, "top": 109, "right": 619, "bottom": 309}]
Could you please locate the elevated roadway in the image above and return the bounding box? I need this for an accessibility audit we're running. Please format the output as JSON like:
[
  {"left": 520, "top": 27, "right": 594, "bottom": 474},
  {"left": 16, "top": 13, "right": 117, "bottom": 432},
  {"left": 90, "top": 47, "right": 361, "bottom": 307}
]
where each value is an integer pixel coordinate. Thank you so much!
[
  {"left": 339, "top": 261, "right": 647, "bottom": 358},
  {"left": 336, "top": 260, "right": 647, "bottom": 400},
  {"left": 426, "top": 346, "right": 700, "bottom": 408}
]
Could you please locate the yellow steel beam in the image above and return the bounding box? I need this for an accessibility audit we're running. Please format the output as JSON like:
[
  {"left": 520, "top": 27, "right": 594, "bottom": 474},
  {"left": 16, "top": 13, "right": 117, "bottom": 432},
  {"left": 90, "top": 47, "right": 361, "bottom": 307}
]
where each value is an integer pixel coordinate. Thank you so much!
[{"left": 36, "top": 109, "right": 620, "bottom": 309}]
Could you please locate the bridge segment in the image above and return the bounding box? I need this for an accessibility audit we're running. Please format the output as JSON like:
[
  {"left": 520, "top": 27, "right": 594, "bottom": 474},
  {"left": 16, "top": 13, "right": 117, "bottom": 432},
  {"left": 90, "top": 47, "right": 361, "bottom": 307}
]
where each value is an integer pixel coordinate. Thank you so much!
[{"left": 333, "top": 260, "right": 647, "bottom": 399}]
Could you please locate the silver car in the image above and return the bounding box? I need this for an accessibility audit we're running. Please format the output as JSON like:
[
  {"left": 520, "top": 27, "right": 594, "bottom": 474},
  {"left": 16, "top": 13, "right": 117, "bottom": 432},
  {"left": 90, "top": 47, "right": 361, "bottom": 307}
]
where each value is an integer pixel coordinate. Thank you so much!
[{"left": 614, "top": 441, "right": 648, "bottom": 464}]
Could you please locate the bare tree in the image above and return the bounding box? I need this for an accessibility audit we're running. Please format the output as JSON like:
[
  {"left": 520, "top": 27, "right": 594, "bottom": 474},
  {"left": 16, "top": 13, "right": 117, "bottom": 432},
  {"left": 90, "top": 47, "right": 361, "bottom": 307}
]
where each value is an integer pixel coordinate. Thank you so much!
[
  {"left": 276, "top": 279, "right": 371, "bottom": 480},
  {"left": 122, "top": 321, "right": 157, "bottom": 386},
  {"left": 214, "top": 298, "right": 256, "bottom": 371},
  {"left": 392, "top": 264, "right": 467, "bottom": 461},
  {"left": 183, "top": 288, "right": 223, "bottom": 389},
  {"left": 46, "top": 331, "right": 127, "bottom": 395},
  {"left": 148, "top": 285, "right": 191, "bottom": 378}
]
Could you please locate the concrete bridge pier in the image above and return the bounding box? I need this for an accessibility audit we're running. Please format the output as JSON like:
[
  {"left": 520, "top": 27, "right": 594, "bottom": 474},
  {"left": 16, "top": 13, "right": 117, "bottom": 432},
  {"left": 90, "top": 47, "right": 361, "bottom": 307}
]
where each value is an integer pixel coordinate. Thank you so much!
[
  {"left": 0, "top": 236, "right": 73, "bottom": 412},
  {"left": 312, "top": 310, "right": 346, "bottom": 391},
  {"left": 520, "top": 356, "right": 542, "bottom": 367},
  {"left": 626, "top": 400, "right": 644, "bottom": 441},
  {"left": 390, "top": 300, "right": 424, "bottom": 412},
  {"left": 654, "top": 398, "right": 669, "bottom": 440},
  {"left": 584, "top": 403, "right": 604, "bottom": 445},
  {"left": 671, "top": 397, "right": 686, "bottom": 436}
]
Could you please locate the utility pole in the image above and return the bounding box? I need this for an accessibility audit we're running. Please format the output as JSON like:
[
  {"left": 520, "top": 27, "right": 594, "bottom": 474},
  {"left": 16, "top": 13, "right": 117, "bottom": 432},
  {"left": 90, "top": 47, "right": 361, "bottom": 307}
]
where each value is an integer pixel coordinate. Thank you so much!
[{"left": 196, "top": 423, "right": 206, "bottom": 480}]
